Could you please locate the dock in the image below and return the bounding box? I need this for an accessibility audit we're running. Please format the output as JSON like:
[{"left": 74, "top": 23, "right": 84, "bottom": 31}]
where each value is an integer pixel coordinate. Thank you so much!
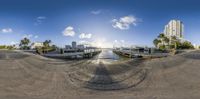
[
  {"left": 113, "top": 48, "right": 169, "bottom": 58},
  {"left": 43, "top": 48, "right": 102, "bottom": 59}
]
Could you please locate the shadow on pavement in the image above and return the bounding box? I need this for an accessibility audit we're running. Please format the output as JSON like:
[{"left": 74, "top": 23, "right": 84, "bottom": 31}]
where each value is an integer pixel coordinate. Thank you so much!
[{"left": 85, "top": 62, "right": 127, "bottom": 91}]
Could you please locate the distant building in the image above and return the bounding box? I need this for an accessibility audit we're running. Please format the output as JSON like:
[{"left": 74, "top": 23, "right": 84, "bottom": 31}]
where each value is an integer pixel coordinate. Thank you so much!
[
  {"left": 77, "top": 45, "right": 84, "bottom": 49},
  {"left": 72, "top": 41, "right": 77, "bottom": 49},
  {"left": 164, "top": 20, "right": 184, "bottom": 39},
  {"left": 31, "top": 42, "right": 43, "bottom": 49},
  {"left": 193, "top": 44, "right": 200, "bottom": 49},
  {"left": 65, "top": 45, "right": 71, "bottom": 49}
]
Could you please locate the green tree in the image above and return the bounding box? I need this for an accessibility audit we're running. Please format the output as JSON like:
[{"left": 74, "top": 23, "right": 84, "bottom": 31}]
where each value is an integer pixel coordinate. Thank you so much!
[
  {"left": 159, "top": 45, "right": 166, "bottom": 50},
  {"left": 20, "top": 38, "right": 30, "bottom": 50},
  {"left": 153, "top": 33, "right": 168, "bottom": 49},
  {"left": 43, "top": 40, "right": 52, "bottom": 53},
  {"left": 163, "top": 37, "right": 170, "bottom": 44},
  {"left": 158, "top": 33, "right": 165, "bottom": 38},
  {"left": 0, "top": 45, "right": 6, "bottom": 49},
  {"left": 170, "top": 36, "right": 178, "bottom": 49},
  {"left": 180, "top": 41, "right": 194, "bottom": 49},
  {"left": 43, "top": 40, "right": 51, "bottom": 48},
  {"left": 51, "top": 45, "right": 57, "bottom": 50},
  {"left": 153, "top": 39, "right": 161, "bottom": 48}
]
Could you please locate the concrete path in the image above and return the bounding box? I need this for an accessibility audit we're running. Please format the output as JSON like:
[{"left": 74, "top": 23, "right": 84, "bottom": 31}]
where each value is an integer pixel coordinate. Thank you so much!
[{"left": 0, "top": 50, "right": 200, "bottom": 99}]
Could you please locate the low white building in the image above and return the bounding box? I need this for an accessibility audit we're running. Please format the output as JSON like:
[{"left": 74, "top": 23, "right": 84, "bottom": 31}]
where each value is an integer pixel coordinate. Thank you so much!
[
  {"left": 193, "top": 44, "right": 200, "bottom": 49},
  {"left": 31, "top": 42, "right": 43, "bottom": 49}
]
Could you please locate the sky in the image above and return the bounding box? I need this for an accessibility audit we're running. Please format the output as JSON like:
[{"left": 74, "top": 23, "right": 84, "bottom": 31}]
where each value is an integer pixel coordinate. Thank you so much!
[{"left": 0, "top": 0, "right": 200, "bottom": 48}]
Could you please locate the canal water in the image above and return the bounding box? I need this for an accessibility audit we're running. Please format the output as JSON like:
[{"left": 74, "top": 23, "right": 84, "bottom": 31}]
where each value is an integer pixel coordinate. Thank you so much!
[{"left": 93, "top": 49, "right": 127, "bottom": 64}]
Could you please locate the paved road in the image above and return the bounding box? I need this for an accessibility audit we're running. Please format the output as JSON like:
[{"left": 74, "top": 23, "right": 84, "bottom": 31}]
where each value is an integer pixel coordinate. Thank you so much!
[{"left": 0, "top": 50, "right": 200, "bottom": 99}]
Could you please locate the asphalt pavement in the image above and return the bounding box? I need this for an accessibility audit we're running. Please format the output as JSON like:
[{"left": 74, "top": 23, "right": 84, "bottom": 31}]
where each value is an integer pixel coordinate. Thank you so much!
[{"left": 0, "top": 50, "right": 200, "bottom": 99}]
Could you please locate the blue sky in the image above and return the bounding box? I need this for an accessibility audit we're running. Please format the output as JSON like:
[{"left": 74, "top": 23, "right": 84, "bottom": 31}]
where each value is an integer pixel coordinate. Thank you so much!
[{"left": 0, "top": 0, "right": 200, "bottom": 48}]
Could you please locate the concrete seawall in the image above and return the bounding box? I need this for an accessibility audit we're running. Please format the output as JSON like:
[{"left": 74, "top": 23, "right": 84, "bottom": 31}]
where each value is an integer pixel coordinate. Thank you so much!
[
  {"left": 113, "top": 49, "right": 169, "bottom": 59},
  {"left": 43, "top": 50, "right": 101, "bottom": 59}
]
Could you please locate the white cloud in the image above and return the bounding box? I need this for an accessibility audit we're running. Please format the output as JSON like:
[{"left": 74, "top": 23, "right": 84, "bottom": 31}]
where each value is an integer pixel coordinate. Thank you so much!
[
  {"left": 22, "top": 34, "right": 39, "bottom": 39},
  {"left": 1, "top": 28, "right": 13, "bottom": 33},
  {"left": 62, "top": 26, "right": 75, "bottom": 37},
  {"left": 114, "top": 40, "right": 118, "bottom": 43},
  {"left": 78, "top": 40, "right": 91, "bottom": 45},
  {"left": 37, "top": 16, "right": 46, "bottom": 20},
  {"left": 79, "top": 38, "right": 113, "bottom": 48},
  {"left": 34, "top": 35, "right": 39, "bottom": 39},
  {"left": 120, "top": 40, "right": 125, "bottom": 43},
  {"left": 79, "top": 33, "right": 92, "bottom": 39},
  {"left": 10, "top": 41, "right": 19, "bottom": 45},
  {"left": 91, "top": 10, "right": 101, "bottom": 15},
  {"left": 113, "top": 40, "right": 127, "bottom": 48},
  {"left": 34, "top": 16, "right": 46, "bottom": 25},
  {"left": 92, "top": 38, "right": 113, "bottom": 48},
  {"left": 113, "top": 40, "right": 125, "bottom": 43},
  {"left": 112, "top": 15, "right": 137, "bottom": 30},
  {"left": 22, "top": 34, "right": 33, "bottom": 38}
]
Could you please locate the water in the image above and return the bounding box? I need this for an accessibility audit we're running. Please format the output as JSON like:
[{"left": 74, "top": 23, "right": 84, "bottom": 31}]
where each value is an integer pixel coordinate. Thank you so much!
[
  {"left": 93, "top": 49, "right": 126, "bottom": 64},
  {"left": 98, "top": 49, "right": 120, "bottom": 60}
]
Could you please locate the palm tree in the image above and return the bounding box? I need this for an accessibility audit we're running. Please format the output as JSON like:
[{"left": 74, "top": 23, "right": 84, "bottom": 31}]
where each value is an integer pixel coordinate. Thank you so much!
[
  {"left": 43, "top": 40, "right": 52, "bottom": 53},
  {"left": 20, "top": 37, "right": 30, "bottom": 50},
  {"left": 52, "top": 45, "right": 57, "bottom": 50},
  {"left": 43, "top": 40, "right": 51, "bottom": 47},
  {"left": 158, "top": 33, "right": 165, "bottom": 38},
  {"left": 153, "top": 39, "right": 161, "bottom": 48},
  {"left": 163, "top": 37, "right": 169, "bottom": 43},
  {"left": 171, "top": 36, "right": 177, "bottom": 40},
  {"left": 163, "top": 36, "right": 170, "bottom": 48},
  {"left": 171, "top": 36, "right": 178, "bottom": 49}
]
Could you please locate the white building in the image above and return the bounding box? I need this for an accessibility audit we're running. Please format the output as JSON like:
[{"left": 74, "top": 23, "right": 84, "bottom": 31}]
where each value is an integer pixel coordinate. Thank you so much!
[
  {"left": 193, "top": 44, "right": 200, "bottom": 49},
  {"left": 31, "top": 42, "right": 43, "bottom": 49},
  {"left": 164, "top": 20, "right": 184, "bottom": 39}
]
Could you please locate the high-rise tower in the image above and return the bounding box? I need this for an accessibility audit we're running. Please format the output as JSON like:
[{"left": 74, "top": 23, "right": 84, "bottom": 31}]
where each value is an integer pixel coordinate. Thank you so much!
[{"left": 164, "top": 20, "right": 184, "bottom": 38}]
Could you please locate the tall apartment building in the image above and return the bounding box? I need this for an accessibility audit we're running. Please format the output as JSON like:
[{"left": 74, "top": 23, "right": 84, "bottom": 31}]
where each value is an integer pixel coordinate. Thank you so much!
[
  {"left": 164, "top": 20, "right": 184, "bottom": 39},
  {"left": 72, "top": 41, "right": 77, "bottom": 49}
]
